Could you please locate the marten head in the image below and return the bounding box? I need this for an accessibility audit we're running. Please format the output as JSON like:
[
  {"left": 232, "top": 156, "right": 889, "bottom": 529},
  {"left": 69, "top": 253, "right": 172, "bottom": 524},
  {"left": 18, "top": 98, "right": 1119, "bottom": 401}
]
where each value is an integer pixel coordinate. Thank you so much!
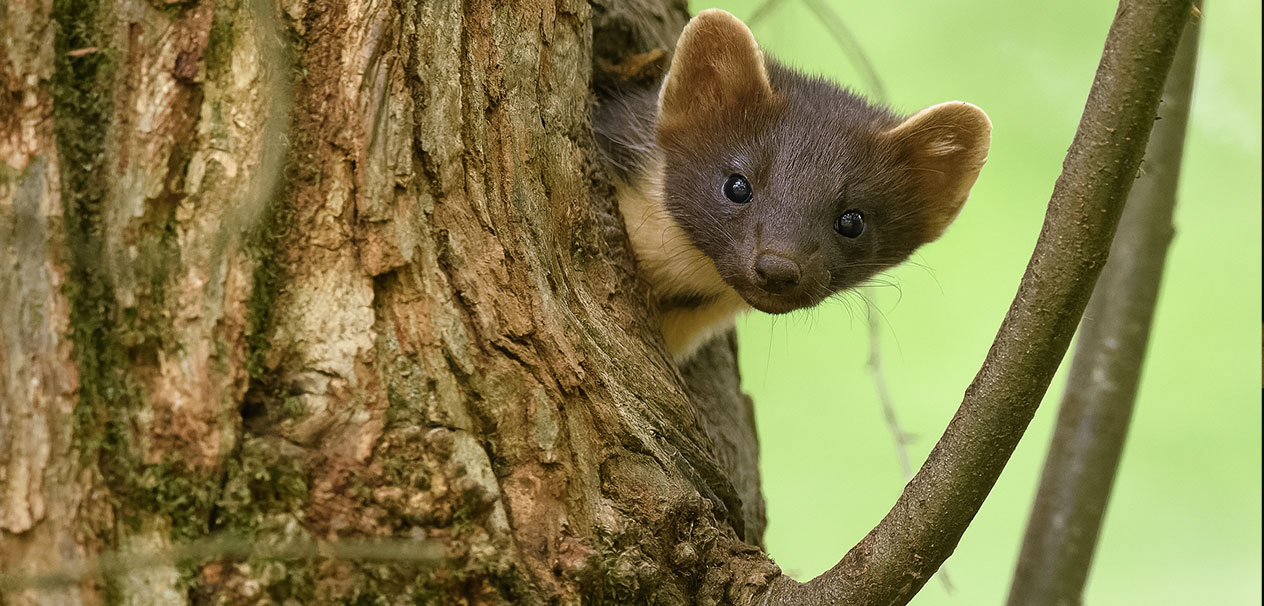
[{"left": 655, "top": 9, "right": 991, "bottom": 314}]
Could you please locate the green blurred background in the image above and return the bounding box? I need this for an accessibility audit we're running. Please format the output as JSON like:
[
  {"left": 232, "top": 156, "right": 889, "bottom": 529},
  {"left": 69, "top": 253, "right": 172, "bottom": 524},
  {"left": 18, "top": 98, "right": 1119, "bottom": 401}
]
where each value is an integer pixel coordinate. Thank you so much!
[{"left": 696, "top": 1, "right": 1261, "bottom": 604}]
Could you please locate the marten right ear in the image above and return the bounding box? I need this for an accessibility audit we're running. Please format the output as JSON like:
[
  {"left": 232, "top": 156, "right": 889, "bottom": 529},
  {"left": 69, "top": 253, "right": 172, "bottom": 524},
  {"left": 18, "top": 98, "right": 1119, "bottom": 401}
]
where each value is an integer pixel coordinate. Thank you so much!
[
  {"left": 657, "top": 9, "right": 775, "bottom": 130},
  {"left": 881, "top": 101, "right": 992, "bottom": 242}
]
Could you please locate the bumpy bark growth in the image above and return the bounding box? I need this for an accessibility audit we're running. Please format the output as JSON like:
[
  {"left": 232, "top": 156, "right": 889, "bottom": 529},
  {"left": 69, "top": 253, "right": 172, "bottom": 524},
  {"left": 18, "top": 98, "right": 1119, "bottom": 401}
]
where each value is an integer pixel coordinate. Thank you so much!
[{"left": 2, "top": 0, "right": 776, "bottom": 603}]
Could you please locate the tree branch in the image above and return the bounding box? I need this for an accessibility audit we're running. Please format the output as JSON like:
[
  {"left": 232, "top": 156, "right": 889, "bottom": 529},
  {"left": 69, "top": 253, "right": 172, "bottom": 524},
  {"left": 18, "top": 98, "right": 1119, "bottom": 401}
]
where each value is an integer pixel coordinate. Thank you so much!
[
  {"left": 798, "top": 0, "right": 890, "bottom": 104},
  {"left": 867, "top": 309, "right": 914, "bottom": 481},
  {"left": 1005, "top": 3, "right": 1203, "bottom": 603},
  {"left": 757, "top": 1, "right": 1194, "bottom": 603}
]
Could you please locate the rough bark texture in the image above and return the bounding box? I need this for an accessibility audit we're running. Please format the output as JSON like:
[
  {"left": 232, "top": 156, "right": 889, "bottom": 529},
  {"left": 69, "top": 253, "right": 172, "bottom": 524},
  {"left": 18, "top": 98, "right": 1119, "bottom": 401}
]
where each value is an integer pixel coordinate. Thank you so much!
[
  {"left": 1, "top": 0, "right": 778, "bottom": 603},
  {"left": 0, "top": 0, "right": 1195, "bottom": 603},
  {"left": 1005, "top": 4, "right": 1203, "bottom": 604}
]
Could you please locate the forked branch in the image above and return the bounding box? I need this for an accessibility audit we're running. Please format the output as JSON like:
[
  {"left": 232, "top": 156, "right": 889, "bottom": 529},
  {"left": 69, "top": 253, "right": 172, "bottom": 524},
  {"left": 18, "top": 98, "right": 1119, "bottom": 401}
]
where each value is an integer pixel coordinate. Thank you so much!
[{"left": 757, "top": 1, "right": 1195, "bottom": 604}]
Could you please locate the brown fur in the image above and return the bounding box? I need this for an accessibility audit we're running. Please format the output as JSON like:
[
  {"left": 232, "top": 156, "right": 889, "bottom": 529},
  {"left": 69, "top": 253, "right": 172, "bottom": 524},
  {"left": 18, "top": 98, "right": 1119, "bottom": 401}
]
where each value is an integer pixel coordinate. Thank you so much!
[
  {"left": 613, "top": 157, "right": 752, "bottom": 359},
  {"left": 881, "top": 101, "right": 992, "bottom": 241},
  {"left": 595, "top": 9, "right": 991, "bottom": 361},
  {"left": 657, "top": 10, "right": 775, "bottom": 130}
]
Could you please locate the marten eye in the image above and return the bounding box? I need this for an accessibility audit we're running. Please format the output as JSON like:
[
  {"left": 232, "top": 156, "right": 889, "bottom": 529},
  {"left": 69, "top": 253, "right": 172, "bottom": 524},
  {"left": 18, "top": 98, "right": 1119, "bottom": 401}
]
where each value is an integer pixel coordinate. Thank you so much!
[
  {"left": 723, "top": 174, "right": 753, "bottom": 204},
  {"left": 834, "top": 210, "right": 865, "bottom": 238}
]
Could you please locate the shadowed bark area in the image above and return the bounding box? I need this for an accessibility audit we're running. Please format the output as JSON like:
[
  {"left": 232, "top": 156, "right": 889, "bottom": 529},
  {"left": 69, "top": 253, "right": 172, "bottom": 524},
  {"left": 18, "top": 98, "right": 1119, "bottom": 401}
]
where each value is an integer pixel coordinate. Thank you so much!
[
  {"left": 759, "top": 1, "right": 1194, "bottom": 604},
  {"left": 2, "top": 0, "right": 777, "bottom": 603},
  {"left": 1005, "top": 5, "right": 1203, "bottom": 604}
]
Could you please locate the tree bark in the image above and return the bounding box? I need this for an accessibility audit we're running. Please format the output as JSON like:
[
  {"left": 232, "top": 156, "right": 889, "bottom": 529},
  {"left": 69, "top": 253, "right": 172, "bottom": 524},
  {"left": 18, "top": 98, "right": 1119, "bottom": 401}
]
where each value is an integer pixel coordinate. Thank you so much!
[
  {"left": 760, "top": 0, "right": 1193, "bottom": 604},
  {"left": 0, "top": 0, "right": 1196, "bottom": 604},
  {"left": 1005, "top": 4, "right": 1203, "bottom": 603},
  {"left": 2, "top": 0, "right": 777, "bottom": 603}
]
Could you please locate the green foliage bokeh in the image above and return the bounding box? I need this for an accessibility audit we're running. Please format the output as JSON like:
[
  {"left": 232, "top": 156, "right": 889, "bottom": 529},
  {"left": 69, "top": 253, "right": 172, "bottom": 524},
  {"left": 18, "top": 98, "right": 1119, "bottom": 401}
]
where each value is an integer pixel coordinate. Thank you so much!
[{"left": 694, "top": 1, "right": 1263, "bottom": 603}]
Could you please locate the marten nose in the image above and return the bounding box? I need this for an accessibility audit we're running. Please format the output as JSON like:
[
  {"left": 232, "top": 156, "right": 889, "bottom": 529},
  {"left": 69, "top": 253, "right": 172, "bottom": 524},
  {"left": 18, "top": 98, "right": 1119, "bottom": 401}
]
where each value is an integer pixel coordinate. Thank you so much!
[{"left": 753, "top": 253, "right": 801, "bottom": 294}]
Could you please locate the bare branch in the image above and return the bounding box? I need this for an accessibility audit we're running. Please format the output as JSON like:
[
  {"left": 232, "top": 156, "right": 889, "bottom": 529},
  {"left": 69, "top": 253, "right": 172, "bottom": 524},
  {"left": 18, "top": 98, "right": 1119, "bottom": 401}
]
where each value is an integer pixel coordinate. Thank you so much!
[
  {"left": 866, "top": 309, "right": 913, "bottom": 480},
  {"left": 799, "top": 0, "right": 890, "bottom": 104},
  {"left": 1005, "top": 3, "right": 1204, "bottom": 603},
  {"left": 746, "top": 0, "right": 793, "bottom": 27},
  {"left": 757, "top": 1, "right": 1195, "bottom": 603},
  {"left": 747, "top": 0, "right": 891, "bottom": 104}
]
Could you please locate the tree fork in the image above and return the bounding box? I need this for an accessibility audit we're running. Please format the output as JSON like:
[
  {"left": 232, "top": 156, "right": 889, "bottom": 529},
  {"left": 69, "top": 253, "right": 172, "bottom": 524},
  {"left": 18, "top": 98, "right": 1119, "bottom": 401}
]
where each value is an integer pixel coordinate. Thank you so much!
[{"left": 759, "top": 1, "right": 1194, "bottom": 604}]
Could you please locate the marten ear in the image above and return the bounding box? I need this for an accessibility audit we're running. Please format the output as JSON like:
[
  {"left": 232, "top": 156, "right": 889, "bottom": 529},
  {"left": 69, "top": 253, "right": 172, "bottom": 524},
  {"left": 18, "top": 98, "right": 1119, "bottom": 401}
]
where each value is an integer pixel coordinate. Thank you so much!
[
  {"left": 657, "top": 9, "right": 774, "bottom": 129},
  {"left": 882, "top": 101, "right": 992, "bottom": 241}
]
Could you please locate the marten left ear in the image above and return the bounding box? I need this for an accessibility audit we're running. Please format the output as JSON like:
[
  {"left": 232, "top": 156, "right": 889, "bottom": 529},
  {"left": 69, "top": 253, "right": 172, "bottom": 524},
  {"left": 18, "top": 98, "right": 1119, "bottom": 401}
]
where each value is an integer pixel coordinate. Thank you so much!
[
  {"left": 882, "top": 101, "right": 992, "bottom": 241},
  {"left": 657, "top": 9, "right": 774, "bottom": 130}
]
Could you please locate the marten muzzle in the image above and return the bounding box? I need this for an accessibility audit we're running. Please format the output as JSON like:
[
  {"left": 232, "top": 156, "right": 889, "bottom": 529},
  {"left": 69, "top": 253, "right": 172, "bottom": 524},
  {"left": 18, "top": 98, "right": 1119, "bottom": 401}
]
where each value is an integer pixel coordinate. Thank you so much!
[{"left": 752, "top": 252, "right": 801, "bottom": 295}]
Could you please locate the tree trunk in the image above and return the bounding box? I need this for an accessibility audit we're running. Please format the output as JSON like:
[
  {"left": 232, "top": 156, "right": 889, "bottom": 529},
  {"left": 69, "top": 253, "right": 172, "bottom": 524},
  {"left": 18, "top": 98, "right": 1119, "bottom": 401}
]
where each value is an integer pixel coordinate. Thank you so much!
[
  {"left": 1, "top": 0, "right": 1195, "bottom": 603},
  {"left": 1, "top": 0, "right": 778, "bottom": 603}
]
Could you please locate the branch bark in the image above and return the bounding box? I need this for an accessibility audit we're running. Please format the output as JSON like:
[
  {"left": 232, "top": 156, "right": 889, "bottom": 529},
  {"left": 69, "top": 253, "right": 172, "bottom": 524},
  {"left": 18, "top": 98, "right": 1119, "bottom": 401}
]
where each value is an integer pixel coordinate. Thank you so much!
[
  {"left": 759, "top": 1, "right": 1194, "bottom": 604},
  {"left": 1005, "top": 4, "right": 1203, "bottom": 603}
]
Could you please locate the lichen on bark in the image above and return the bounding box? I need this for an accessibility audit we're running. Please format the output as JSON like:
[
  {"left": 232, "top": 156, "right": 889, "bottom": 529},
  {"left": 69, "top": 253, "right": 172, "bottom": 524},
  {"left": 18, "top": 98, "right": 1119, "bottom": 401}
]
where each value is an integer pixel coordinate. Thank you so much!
[{"left": 3, "top": 0, "right": 781, "bottom": 603}]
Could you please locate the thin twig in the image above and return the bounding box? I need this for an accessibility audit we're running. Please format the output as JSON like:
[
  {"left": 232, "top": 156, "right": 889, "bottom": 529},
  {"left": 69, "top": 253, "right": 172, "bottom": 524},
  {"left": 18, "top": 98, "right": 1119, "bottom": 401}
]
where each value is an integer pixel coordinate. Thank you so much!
[
  {"left": 866, "top": 309, "right": 912, "bottom": 479},
  {"left": 746, "top": 0, "right": 794, "bottom": 27},
  {"left": 799, "top": 0, "right": 889, "bottom": 104},
  {"left": 747, "top": 0, "right": 891, "bottom": 106}
]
